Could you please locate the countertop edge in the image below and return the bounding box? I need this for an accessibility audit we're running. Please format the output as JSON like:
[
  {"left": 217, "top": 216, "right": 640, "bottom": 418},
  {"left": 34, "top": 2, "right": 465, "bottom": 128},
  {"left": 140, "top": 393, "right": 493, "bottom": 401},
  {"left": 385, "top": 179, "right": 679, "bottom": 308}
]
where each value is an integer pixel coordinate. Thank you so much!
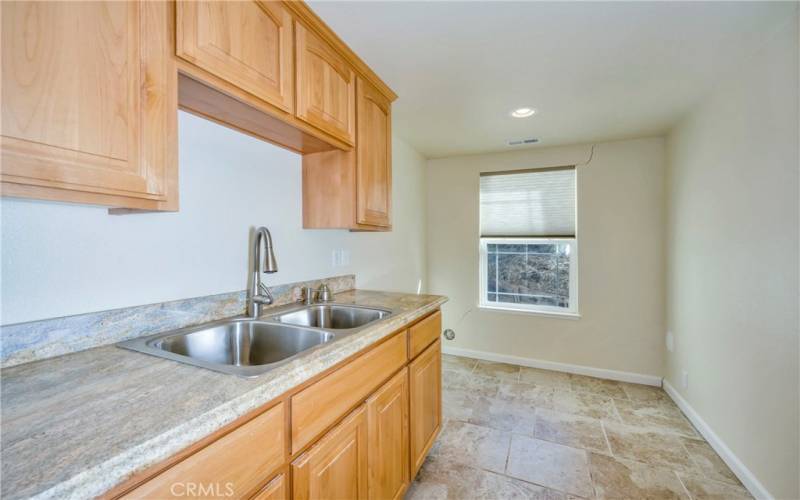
[{"left": 31, "top": 295, "right": 448, "bottom": 500}]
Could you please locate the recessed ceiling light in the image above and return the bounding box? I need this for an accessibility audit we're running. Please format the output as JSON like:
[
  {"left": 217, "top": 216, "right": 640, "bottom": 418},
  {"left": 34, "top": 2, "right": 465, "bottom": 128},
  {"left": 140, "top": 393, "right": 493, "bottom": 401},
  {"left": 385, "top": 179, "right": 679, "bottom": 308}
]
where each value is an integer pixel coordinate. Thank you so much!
[{"left": 511, "top": 107, "right": 536, "bottom": 118}]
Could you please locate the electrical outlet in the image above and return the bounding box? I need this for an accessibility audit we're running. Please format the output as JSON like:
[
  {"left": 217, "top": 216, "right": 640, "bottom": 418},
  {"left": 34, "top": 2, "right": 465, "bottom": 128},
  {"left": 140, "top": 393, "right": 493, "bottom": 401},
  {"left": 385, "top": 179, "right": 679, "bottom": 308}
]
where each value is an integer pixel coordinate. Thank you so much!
[
  {"left": 681, "top": 371, "right": 689, "bottom": 389},
  {"left": 666, "top": 331, "right": 674, "bottom": 352},
  {"left": 340, "top": 249, "right": 351, "bottom": 266}
]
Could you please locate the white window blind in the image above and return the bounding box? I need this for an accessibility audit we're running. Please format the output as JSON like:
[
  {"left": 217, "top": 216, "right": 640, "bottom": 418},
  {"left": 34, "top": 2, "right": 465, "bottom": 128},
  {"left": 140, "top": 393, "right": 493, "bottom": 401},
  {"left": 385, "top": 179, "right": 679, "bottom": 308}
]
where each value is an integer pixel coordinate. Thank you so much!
[{"left": 480, "top": 166, "right": 576, "bottom": 237}]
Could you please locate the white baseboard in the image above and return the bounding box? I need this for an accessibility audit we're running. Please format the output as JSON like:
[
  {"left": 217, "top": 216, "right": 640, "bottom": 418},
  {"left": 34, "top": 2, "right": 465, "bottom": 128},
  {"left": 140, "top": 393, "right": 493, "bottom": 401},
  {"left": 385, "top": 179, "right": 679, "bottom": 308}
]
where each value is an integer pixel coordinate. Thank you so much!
[
  {"left": 662, "top": 380, "right": 772, "bottom": 500},
  {"left": 441, "top": 345, "right": 662, "bottom": 386}
]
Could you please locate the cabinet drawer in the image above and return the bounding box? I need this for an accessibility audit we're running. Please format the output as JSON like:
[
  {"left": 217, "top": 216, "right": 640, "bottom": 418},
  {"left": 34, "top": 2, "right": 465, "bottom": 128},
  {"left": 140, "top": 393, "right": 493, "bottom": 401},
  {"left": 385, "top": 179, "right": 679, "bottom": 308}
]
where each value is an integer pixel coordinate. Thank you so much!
[
  {"left": 123, "top": 403, "right": 285, "bottom": 499},
  {"left": 291, "top": 331, "right": 407, "bottom": 454},
  {"left": 409, "top": 311, "right": 441, "bottom": 359}
]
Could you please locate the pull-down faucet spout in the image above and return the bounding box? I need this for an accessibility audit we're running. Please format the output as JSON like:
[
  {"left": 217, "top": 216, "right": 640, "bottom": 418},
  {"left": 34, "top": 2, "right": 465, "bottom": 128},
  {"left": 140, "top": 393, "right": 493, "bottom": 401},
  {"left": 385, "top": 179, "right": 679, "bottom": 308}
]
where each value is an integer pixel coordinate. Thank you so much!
[{"left": 247, "top": 227, "right": 278, "bottom": 318}]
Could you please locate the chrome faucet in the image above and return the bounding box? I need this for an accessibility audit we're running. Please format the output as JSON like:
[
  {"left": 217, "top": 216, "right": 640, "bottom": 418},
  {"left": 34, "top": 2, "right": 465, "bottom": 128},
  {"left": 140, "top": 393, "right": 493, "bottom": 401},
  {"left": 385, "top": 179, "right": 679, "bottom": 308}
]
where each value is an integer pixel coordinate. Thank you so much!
[{"left": 247, "top": 227, "right": 278, "bottom": 318}]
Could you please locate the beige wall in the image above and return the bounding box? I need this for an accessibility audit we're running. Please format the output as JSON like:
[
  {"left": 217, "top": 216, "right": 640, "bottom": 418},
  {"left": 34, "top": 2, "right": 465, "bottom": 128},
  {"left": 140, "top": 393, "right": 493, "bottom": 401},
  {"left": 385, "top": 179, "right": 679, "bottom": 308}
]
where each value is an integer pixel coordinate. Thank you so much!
[
  {"left": 665, "top": 14, "right": 799, "bottom": 500},
  {"left": 426, "top": 137, "right": 666, "bottom": 377}
]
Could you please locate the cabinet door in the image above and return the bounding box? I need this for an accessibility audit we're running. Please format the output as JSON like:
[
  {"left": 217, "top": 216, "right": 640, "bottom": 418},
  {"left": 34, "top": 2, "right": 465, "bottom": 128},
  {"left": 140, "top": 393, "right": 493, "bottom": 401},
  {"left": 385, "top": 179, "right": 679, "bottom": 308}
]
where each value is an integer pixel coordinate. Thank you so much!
[
  {"left": 292, "top": 405, "right": 368, "bottom": 500},
  {"left": 252, "top": 474, "right": 288, "bottom": 500},
  {"left": 366, "top": 368, "right": 409, "bottom": 500},
  {"left": 409, "top": 339, "right": 442, "bottom": 476},
  {"left": 176, "top": 0, "right": 294, "bottom": 113},
  {"left": 295, "top": 22, "right": 355, "bottom": 146},
  {"left": 356, "top": 78, "right": 392, "bottom": 228},
  {"left": 1, "top": 1, "right": 174, "bottom": 208}
]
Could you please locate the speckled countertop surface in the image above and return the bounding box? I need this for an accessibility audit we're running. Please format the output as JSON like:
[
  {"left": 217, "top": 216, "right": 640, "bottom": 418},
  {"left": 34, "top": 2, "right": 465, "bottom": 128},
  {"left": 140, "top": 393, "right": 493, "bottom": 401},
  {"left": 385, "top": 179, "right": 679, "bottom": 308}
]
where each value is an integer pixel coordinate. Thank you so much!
[{"left": 1, "top": 290, "right": 447, "bottom": 500}]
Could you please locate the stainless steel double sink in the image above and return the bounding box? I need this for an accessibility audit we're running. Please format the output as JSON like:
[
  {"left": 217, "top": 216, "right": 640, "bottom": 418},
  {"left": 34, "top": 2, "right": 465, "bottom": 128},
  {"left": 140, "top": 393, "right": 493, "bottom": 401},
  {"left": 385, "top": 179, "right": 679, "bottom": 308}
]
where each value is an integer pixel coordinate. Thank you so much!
[{"left": 118, "top": 304, "right": 392, "bottom": 377}]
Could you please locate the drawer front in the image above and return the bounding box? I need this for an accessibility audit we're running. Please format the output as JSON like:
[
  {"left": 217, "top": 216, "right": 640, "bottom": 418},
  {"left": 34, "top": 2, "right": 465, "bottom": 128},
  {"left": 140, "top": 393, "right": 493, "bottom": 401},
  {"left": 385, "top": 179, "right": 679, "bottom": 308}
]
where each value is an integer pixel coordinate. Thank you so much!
[
  {"left": 124, "top": 403, "right": 285, "bottom": 499},
  {"left": 291, "top": 331, "right": 407, "bottom": 454},
  {"left": 408, "top": 311, "right": 441, "bottom": 359}
]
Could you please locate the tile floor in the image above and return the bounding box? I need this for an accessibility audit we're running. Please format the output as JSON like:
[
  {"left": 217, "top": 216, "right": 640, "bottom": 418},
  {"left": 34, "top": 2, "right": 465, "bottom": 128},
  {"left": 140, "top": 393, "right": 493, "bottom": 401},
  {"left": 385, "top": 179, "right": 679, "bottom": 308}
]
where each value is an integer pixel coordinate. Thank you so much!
[{"left": 405, "top": 355, "right": 752, "bottom": 500}]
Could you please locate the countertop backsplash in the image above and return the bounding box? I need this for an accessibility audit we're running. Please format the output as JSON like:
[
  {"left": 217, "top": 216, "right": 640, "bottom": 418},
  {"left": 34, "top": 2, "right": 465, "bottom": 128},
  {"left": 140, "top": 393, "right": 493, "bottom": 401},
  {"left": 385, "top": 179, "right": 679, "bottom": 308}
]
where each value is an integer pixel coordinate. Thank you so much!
[{"left": 0, "top": 274, "right": 355, "bottom": 369}]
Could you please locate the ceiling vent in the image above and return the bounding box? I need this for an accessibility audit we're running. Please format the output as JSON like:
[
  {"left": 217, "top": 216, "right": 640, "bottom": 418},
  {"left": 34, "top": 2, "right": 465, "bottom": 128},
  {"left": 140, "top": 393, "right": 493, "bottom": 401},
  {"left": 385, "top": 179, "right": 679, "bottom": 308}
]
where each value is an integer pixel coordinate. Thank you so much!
[{"left": 506, "top": 137, "right": 539, "bottom": 147}]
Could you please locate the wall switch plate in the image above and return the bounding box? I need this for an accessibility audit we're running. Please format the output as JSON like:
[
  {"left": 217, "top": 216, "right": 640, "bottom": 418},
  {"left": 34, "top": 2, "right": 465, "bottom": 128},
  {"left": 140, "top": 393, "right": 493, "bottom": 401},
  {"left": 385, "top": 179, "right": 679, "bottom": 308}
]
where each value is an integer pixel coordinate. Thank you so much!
[
  {"left": 666, "top": 331, "right": 674, "bottom": 352},
  {"left": 681, "top": 370, "right": 689, "bottom": 389}
]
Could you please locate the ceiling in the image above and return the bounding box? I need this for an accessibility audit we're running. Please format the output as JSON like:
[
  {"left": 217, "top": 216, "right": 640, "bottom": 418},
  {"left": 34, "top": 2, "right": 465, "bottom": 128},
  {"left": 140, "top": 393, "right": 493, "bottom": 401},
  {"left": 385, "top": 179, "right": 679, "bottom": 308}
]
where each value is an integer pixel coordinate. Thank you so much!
[{"left": 309, "top": 1, "right": 794, "bottom": 158}]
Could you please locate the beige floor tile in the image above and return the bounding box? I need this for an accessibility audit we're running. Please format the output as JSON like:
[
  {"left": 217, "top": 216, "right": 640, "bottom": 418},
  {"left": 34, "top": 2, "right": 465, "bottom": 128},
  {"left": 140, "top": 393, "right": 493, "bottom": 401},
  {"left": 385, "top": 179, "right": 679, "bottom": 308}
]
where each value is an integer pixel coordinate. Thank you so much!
[
  {"left": 442, "top": 386, "right": 477, "bottom": 422},
  {"left": 620, "top": 382, "right": 671, "bottom": 402},
  {"left": 473, "top": 360, "right": 521, "bottom": 381},
  {"left": 506, "top": 434, "right": 594, "bottom": 498},
  {"left": 681, "top": 439, "right": 742, "bottom": 486},
  {"left": 442, "top": 354, "right": 477, "bottom": 374},
  {"left": 614, "top": 398, "right": 700, "bottom": 438},
  {"left": 519, "top": 366, "right": 573, "bottom": 389},
  {"left": 468, "top": 396, "right": 536, "bottom": 435},
  {"left": 534, "top": 409, "right": 610, "bottom": 454},
  {"left": 432, "top": 420, "right": 511, "bottom": 474},
  {"left": 444, "top": 370, "right": 501, "bottom": 398},
  {"left": 407, "top": 453, "right": 567, "bottom": 500},
  {"left": 677, "top": 473, "right": 753, "bottom": 499},
  {"left": 569, "top": 375, "right": 629, "bottom": 399},
  {"left": 603, "top": 421, "right": 694, "bottom": 471},
  {"left": 588, "top": 452, "right": 689, "bottom": 499},
  {"left": 546, "top": 389, "right": 621, "bottom": 421},
  {"left": 497, "top": 380, "right": 556, "bottom": 405}
]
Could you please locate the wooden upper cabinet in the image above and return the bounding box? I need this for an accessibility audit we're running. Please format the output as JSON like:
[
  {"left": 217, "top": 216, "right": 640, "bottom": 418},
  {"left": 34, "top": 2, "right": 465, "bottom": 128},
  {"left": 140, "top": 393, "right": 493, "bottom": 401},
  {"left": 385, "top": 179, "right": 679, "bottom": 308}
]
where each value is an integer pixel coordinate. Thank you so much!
[
  {"left": 356, "top": 78, "right": 392, "bottom": 228},
  {"left": 0, "top": 1, "right": 177, "bottom": 211},
  {"left": 176, "top": 0, "right": 294, "bottom": 113},
  {"left": 295, "top": 22, "right": 356, "bottom": 146},
  {"left": 292, "top": 405, "right": 369, "bottom": 500}
]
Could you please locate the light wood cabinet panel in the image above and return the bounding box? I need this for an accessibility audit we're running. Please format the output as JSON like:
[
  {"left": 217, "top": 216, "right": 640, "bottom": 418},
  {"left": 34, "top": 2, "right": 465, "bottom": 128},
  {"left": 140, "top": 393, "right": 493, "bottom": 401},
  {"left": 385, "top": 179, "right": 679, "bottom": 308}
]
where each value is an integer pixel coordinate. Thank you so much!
[
  {"left": 409, "top": 339, "right": 442, "bottom": 476},
  {"left": 176, "top": 0, "right": 294, "bottom": 113},
  {"left": 291, "top": 331, "right": 407, "bottom": 454},
  {"left": 123, "top": 403, "right": 285, "bottom": 499},
  {"left": 356, "top": 78, "right": 392, "bottom": 228},
  {"left": 251, "top": 473, "right": 288, "bottom": 500},
  {"left": 292, "top": 405, "right": 369, "bottom": 500},
  {"left": 409, "top": 311, "right": 442, "bottom": 360},
  {"left": 301, "top": 79, "right": 392, "bottom": 231},
  {"left": 1, "top": 0, "right": 177, "bottom": 210},
  {"left": 366, "top": 368, "right": 409, "bottom": 500},
  {"left": 295, "top": 22, "right": 355, "bottom": 146}
]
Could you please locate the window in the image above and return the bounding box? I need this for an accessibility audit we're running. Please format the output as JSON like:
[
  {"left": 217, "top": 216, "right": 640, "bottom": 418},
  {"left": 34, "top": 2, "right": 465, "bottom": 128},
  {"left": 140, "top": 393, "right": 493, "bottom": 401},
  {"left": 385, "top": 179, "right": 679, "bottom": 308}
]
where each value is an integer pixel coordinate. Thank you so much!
[{"left": 479, "top": 167, "right": 578, "bottom": 316}]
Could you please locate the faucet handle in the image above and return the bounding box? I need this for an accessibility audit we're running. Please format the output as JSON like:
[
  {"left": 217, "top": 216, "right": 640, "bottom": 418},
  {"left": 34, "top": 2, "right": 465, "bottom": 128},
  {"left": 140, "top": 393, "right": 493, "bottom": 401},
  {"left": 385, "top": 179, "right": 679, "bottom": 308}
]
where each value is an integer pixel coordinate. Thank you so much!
[
  {"left": 317, "top": 283, "right": 332, "bottom": 302},
  {"left": 301, "top": 286, "right": 315, "bottom": 305}
]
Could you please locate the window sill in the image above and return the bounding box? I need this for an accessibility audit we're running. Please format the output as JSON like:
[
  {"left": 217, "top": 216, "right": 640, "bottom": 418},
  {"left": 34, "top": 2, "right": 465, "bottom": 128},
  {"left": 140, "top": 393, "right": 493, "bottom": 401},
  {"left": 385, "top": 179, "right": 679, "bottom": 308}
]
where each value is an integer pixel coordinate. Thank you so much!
[{"left": 478, "top": 304, "right": 581, "bottom": 320}]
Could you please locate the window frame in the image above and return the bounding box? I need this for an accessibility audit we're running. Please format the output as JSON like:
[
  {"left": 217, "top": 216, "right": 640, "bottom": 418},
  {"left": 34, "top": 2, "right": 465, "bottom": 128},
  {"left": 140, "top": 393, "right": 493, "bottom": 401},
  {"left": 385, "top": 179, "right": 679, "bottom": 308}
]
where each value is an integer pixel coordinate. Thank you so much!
[{"left": 478, "top": 236, "right": 580, "bottom": 318}]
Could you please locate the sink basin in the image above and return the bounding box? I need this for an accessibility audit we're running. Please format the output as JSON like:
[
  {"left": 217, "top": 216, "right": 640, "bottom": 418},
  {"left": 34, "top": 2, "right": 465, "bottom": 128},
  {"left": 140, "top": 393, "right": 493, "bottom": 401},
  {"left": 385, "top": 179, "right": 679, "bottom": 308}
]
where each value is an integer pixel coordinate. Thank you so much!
[
  {"left": 270, "top": 304, "right": 390, "bottom": 329},
  {"left": 118, "top": 319, "right": 334, "bottom": 377},
  {"left": 118, "top": 303, "right": 393, "bottom": 377},
  {"left": 152, "top": 320, "right": 334, "bottom": 366}
]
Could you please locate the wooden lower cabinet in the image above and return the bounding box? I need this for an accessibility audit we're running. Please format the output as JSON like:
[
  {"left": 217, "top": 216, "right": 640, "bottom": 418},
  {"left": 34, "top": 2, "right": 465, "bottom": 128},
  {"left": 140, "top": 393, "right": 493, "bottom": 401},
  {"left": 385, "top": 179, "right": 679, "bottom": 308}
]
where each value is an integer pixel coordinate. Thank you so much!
[
  {"left": 366, "top": 368, "right": 409, "bottom": 500},
  {"left": 111, "top": 311, "right": 442, "bottom": 500},
  {"left": 409, "top": 339, "right": 442, "bottom": 476},
  {"left": 292, "top": 405, "right": 369, "bottom": 500},
  {"left": 122, "top": 402, "right": 285, "bottom": 499}
]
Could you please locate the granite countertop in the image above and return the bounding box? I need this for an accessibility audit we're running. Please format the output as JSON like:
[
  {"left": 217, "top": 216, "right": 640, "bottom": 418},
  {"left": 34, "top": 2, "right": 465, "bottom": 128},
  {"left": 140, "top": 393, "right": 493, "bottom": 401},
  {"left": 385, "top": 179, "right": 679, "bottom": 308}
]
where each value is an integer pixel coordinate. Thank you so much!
[{"left": 1, "top": 290, "right": 447, "bottom": 500}]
